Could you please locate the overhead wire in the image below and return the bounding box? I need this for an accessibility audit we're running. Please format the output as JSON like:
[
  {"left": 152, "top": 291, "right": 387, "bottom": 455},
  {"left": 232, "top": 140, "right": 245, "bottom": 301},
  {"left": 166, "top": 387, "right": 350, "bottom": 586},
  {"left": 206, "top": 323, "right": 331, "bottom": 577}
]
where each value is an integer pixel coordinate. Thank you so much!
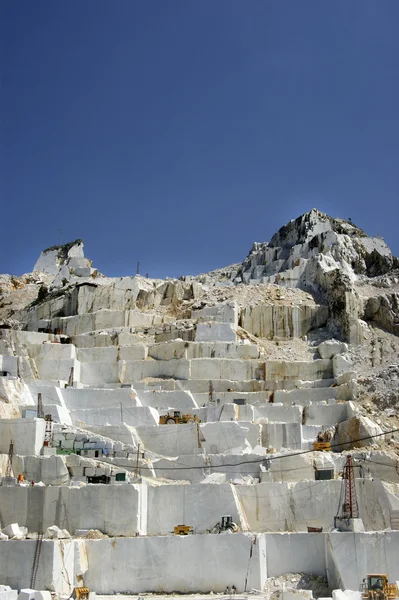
[
  {"left": 138, "top": 426, "right": 399, "bottom": 471},
  {"left": 28, "top": 388, "right": 399, "bottom": 470}
]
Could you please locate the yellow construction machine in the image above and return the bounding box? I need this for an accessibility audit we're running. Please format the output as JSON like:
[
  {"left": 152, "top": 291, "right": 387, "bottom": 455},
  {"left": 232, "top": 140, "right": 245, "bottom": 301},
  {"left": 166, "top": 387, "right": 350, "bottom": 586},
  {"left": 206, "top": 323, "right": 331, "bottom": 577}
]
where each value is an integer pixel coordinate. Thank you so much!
[
  {"left": 210, "top": 515, "right": 239, "bottom": 534},
  {"left": 360, "top": 575, "right": 399, "bottom": 600},
  {"left": 71, "top": 588, "right": 90, "bottom": 600},
  {"left": 313, "top": 428, "right": 334, "bottom": 451},
  {"left": 313, "top": 441, "right": 331, "bottom": 451},
  {"left": 174, "top": 525, "right": 193, "bottom": 535},
  {"left": 159, "top": 411, "right": 199, "bottom": 425}
]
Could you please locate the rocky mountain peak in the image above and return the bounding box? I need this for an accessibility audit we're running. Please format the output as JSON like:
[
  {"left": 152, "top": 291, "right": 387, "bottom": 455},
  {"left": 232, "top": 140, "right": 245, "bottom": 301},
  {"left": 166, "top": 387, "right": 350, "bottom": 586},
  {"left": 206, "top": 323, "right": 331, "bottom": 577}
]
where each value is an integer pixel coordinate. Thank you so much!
[
  {"left": 234, "top": 209, "right": 396, "bottom": 290},
  {"left": 33, "top": 239, "right": 97, "bottom": 286},
  {"left": 269, "top": 208, "right": 366, "bottom": 249}
]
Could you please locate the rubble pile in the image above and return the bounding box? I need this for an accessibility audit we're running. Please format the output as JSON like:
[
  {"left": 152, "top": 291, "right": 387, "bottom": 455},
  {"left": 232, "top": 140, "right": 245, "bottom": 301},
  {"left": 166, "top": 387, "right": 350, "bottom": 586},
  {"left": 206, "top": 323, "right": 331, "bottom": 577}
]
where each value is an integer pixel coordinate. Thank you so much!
[{"left": 264, "top": 574, "right": 332, "bottom": 600}]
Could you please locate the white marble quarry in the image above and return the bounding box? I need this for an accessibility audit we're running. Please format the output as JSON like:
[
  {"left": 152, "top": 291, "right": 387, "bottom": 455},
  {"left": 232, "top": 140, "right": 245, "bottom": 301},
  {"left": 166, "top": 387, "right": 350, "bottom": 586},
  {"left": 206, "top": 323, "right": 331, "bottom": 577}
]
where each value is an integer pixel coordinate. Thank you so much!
[
  {"left": 3, "top": 211, "right": 399, "bottom": 596},
  {"left": 61, "top": 386, "right": 141, "bottom": 409},
  {"left": 266, "top": 450, "right": 341, "bottom": 482},
  {"left": 86, "top": 424, "right": 139, "bottom": 446},
  {"left": 192, "top": 390, "right": 268, "bottom": 405},
  {"left": 80, "top": 361, "right": 119, "bottom": 385},
  {"left": 148, "top": 340, "right": 259, "bottom": 361},
  {"left": 83, "top": 533, "right": 266, "bottom": 594},
  {"left": 0, "top": 355, "right": 19, "bottom": 377},
  {"left": 49, "top": 309, "right": 164, "bottom": 337},
  {"left": 0, "top": 539, "right": 78, "bottom": 594},
  {"left": 11, "top": 454, "right": 69, "bottom": 485},
  {"left": 192, "top": 402, "right": 237, "bottom": 422},
  {"left": 240, "top": 303, "right": 328, "bottom": 340},
  {"left": 0, "top": 378, "right": 34, "bottom": 419},
  {"left": 135, "top": 423, "right": 199, "bottom": 456},
  {"left": 0, "top": 419, "right": 45, "bottom": 457},
  {"left": 266, "top": 532, "right": 327, "bottom": 577},
  {"left": 35, "top": 358, "right": 80, "bottom": 383},
  {"left": 192, "top": 302, "right": 238, "bottom": 325},
  {"left": 261, "top": 422, "right": 304, "bottom": 450},
  {"left": 190, "top": 358, "right": 263, "bottom": 381},
  {"left": 119, "top": 358, "right": 191, "bottom": 382},
  {"left": 150, "top": 452, "right": 265, "bottom": 483},
  {"left": 303, "top": 402, "right": 354, "bottom": 425},
  {"left": 0, "top": 483, "right": 147, "bottom": 536},
  {"left": 265, "top": 359, "right": 333, "bottom": 381},
  {"left": 237, "top": 479, "right": 394, "bottom": 532},
  {"left": 0, "top": 532, "right": 397, "bottom": 594},
  {"left": 147, "top": 483, "right": 243, "bottom": 534},
  {"left": 195, "top": 322, "right": 237, "bottom": 342},
  {"left": 201, "top": 421, "right": 262, "bottom": 454},
  {"left": 70, "top": 405, "right": 158, "bottom": 428},
  {"left": 139, "top": 389, "right": 197, "bottom": 409},
  {"left": 273, "top": 385, "right": 349, "bottom": 405},
  {"left": 334, "top": 416, "right": 384, "bottom": 451},
  {"left": 253, "top": 404, "right": 303, "bottom": 423},
  {"left": 27, "top": 343, "right": 76, "bottom": 361},
  {"left": 326, "top": 532, "right": 399, "bottom": 590}
]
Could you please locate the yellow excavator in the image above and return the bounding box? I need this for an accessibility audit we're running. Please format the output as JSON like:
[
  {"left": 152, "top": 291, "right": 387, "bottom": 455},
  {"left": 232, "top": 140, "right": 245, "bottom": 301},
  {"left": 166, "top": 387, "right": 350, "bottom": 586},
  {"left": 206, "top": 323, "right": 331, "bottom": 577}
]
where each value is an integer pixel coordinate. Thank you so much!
[
  {"left": 313, "top": 428, "right": 334, "bottom": 451},
  {"left": 360, "top": 575, "right": 398, "bottom": 600},
  {"left": 159, "top": 411, "right": 199, "bottom": 425}
]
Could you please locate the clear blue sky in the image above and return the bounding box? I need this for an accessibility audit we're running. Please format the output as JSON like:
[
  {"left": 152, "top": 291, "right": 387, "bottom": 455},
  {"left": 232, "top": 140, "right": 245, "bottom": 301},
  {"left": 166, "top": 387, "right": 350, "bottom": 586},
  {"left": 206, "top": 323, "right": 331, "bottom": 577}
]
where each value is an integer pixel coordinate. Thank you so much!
[{"left": 1, "top": 1, "right": 398, "bottom": 279}]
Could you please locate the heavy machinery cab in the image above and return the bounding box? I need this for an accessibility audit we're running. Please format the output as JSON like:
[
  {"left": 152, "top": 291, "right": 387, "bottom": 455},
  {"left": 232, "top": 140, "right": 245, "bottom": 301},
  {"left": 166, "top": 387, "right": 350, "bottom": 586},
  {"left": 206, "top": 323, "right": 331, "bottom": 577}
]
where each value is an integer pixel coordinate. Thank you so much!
[
  {"left": 369, "top": 577, "right": 384, "bottom": 591},
  {"left": 221, "top": 516, "right": 234, "bottom": 530},
  {"left": 361, "top": 575, "right": 399, "bottom": 600},
  {"left": 210, "top": 515, "right": 239, "bottom": 534}
]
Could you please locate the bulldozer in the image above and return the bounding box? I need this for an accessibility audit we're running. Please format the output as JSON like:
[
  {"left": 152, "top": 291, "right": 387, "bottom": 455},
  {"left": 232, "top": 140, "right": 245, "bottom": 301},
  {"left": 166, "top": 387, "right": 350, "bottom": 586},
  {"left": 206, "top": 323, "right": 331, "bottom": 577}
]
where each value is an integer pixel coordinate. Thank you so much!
[
  {"left": 360, "top": 575, "right": 399, "bottom": 600},
  {"left": 159, "top": 411, "right": 199, "bottom": 425},
  {"left": 210, "top": 515, "right": 239, "bottom": 534}
]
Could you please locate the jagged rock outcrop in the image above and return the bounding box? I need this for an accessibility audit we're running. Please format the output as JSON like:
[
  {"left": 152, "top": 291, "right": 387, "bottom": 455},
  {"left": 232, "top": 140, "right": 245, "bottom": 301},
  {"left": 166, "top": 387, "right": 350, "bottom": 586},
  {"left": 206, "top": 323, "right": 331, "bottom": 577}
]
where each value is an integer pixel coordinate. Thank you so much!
[
  {"left": 195, "top": 209, "right": 399, "bottom": 342},
  {"left": 34, "top": 239, "right": 97, "bottom": 285},
  {"left": 234, "top": 209, "right": 396, "bottom": 288},
  {"left": 2, "top": 209, "right": 399, "bottom": 344},
  {"left": 364, "top": 293, "right": 399, "bottom": 336}
]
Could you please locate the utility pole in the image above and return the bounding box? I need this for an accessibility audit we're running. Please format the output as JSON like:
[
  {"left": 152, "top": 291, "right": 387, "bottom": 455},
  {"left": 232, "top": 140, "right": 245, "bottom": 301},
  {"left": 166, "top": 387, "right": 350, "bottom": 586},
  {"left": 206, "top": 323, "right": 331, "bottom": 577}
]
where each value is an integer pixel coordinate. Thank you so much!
[
  {"left": 209, "top": 380, "right": 215, "bottom": 404},
  {"left": 342, "top": 455, "right": 359, "bottom": 518},
  {"left": 136, "top": 261, "right": 140, "bottom": 276},
  {"left": 68, "top": 367, "right": 74, "bottom": 387},
  {"left": 135, "top": 442, "right": 141, "bottom": 477},
  {"left": 43, "top": 415, "right": 53, "bottom": 448},
  {"left": 37, "top": 393, "right": 44, "bottom": 419},
  {"left": 335, "top": 454, "right": 360, "bottom": 529},
  {"left": 6, "top": 440, "right": 14, "bottom": 478}
]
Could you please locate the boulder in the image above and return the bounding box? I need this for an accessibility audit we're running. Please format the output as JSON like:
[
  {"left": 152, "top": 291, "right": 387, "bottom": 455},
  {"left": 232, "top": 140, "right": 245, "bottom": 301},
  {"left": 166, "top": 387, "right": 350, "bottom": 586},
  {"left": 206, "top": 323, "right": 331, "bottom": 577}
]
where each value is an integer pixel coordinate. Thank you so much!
[
  {"left": 1, "top": 523, "right": 22, "bottom": 538},
  {"left": 44, "top": 525, "right": 71, "bottom": 539},
  {"left": 333, "top": 416, "right": 383, "bottom": 451},
  {"left": 332, "top": 354, "right": 353, "bottom": 378},
  {"left": 318, "top": 340, "right": 348, "bottom": 359}
]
